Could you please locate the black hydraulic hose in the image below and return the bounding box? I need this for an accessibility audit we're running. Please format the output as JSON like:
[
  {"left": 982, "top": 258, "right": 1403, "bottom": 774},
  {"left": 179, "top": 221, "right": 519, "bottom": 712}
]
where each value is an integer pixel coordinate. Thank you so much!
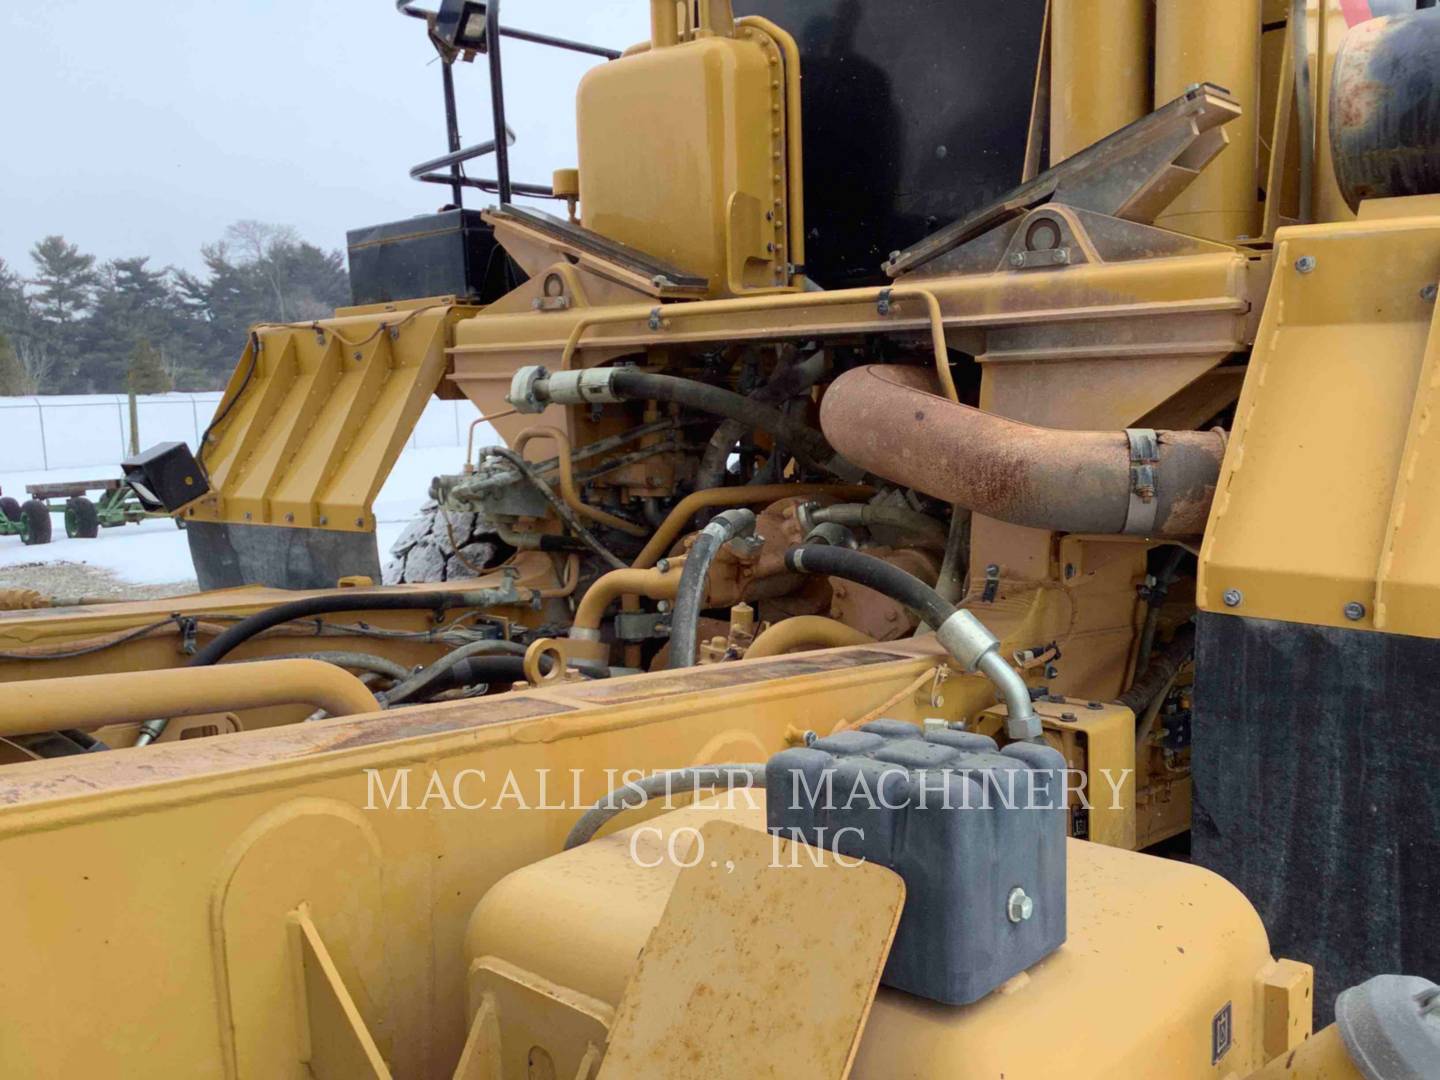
[
  {"left": 134, "top": 589, "right": 513, "bottom": 745},
  {"left": 608, "top": 370, "right": 857, "bottom": 479},
  {"left": 401, "top": 655, "right": 527, "bottom": 700},
  {"left": 1129, "top": 546, "right": 1187, "bottom": 693},
  {"left": 784, "top": 545, "right": 956, "bottom": 628},
  {"left": 695, "top": 351, "right": 827, "bottom": 491},
  {"left": 785, "top": 544, "right": 1043, "bottom": 741},
  {"left": 668, "top": 509, "right": 757, "bottom": 669},
  {"left": 381, "top": 639, "right": 611, "bottom": 706},
  {"left": 808, "top": 503, "right": 949, "bottom": 550},
  {"left": 1120, "top": 621, "right": 1196, "bottom": 718},
  {"left": 392, "top": 653, "right": 612, "bottom": 704},
  {"left": 187, "top": 591, "right": 496, "bottom": 669}
]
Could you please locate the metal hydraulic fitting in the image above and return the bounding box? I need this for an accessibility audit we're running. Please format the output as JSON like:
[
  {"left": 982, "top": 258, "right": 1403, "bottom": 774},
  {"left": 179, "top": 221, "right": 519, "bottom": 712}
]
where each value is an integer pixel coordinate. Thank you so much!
[
  {"left": 507, "top": 365, "right": 622, "bottom": 413},
  {"left": 935, "top": 608, "right": 1043, "bottom": 741}
]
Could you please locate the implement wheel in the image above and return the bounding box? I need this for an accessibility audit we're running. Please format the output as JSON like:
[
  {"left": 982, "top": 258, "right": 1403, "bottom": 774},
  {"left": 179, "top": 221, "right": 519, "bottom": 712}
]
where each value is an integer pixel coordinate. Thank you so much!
[
  {"left": 65, "top": 496, "right": 100, "bottom": 539},
  {"left": 0, "top": 497, "right": 19, "bottom": 523},
  {"left": 19, "top": 500, "right": 52, "bottom": 546}
]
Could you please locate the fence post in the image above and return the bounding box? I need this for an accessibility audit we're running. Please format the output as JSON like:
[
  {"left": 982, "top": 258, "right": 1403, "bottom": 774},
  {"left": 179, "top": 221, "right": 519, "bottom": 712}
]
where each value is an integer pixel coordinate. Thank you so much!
[
  {"left": 128, "top": 391, "right": 140, "bottom": 456},
  {"left": 35, "top": 401, "right": 49, "bottom": 471}
]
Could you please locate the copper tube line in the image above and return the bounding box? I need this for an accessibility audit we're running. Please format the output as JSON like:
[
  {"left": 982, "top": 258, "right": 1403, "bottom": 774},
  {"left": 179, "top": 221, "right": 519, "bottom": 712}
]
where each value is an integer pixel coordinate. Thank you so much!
[
  {"left": 556, "top": 287, "right": 958, "bottom": 402},
  {"left": 572, "top": 560, "right": 687, "bottom": 636},
  {"left": 1, "top": 659, "right": 379, "bottom": 737},
  {"left": 536, "top": 554, "right": 581, "bottom": 598},
  {"left": 736, "top": 15, "right": 805, "bottom": 284},
  {"left": 745, "top": 616, "right": 874, "bottom": 659},
  {"left": 466, "top": 408, "right": 518, "bottom": 469},
  {"left": 514, "top": 426, "right": 649, "bottom": 537},
  {"left": 633, "top": 483, "right": 873, "bottom": 569}
]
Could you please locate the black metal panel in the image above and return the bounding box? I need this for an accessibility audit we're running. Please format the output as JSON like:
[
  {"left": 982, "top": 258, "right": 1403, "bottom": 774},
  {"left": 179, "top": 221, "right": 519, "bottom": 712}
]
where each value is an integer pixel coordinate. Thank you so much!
[
  {"left": 346, "top": 209, "right": 517, "bottom": 306},
  {"left": 187, "top": 520, "right": 383, "bottom": 592},
  {"left": 738, "top": 0, "right": 1045, "bottom": 287},
  {"left": 1192, "top": 612, "right": 1440, "bottom": 1022}
]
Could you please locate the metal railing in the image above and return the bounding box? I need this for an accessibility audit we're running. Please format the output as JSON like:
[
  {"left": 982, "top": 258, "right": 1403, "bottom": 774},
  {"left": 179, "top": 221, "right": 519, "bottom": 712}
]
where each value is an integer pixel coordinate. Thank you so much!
[{"left": 396, "top": 1, "right": 621, "bottom": 207}]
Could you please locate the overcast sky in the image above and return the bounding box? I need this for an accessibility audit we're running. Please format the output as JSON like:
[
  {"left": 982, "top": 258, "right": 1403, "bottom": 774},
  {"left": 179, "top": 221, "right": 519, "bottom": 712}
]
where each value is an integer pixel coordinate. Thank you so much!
[{"left": 0, "top": 1, "right": 650, "bottom": 277}]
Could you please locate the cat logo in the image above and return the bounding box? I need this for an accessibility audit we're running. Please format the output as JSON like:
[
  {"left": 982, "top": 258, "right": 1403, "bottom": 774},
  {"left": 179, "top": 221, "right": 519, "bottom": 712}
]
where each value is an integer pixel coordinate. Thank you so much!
[{"left": 1211, "top": 1001, "right": 1233, "bottom": 1065}]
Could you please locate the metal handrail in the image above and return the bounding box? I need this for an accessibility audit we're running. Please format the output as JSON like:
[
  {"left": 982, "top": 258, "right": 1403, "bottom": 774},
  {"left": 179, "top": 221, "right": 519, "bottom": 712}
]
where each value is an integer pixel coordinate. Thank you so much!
[
  {"left": 409, "top": 127, "right": 515, "bottom": 179},
  {"left": 398, "top": 0, "right": 621, "bottom": 208}
]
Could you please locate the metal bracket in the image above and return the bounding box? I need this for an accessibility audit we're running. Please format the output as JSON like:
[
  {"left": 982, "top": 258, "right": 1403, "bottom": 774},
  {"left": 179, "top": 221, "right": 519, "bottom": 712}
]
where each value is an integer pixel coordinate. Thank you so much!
[
  {"left": 178, "top": 616, "right": 198, "bottom": 655},
  {"left": 1123, "top": 428, "right": 1160, "bottom": 536},
  {"left": 981, "top": 563, "right": 1001, "bottom": 604},
  {"left": 286, "top": 904, "right": 392, "bottom": 1079},
  {"left": 615, "top": 611, "right": 671, "bottom": 642}
]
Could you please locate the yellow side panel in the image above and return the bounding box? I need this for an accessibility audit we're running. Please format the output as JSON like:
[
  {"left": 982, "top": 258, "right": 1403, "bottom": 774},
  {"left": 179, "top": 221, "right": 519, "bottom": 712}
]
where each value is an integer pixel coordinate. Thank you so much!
[
  {"left": 191, "top": 301, "right": 475, "bottom": 533},
  {"left": 1199, "top": 209, "right": 1440, "bottom": 633},
  {"left": 576, "top": 32, "right": 786, "bottom": 294}
]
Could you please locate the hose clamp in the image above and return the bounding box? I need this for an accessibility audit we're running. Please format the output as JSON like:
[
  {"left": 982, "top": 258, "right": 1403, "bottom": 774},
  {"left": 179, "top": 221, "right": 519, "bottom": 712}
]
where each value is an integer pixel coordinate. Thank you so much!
[{"left": 1123, "top": 428, "right": 1160, "bottom": 536}]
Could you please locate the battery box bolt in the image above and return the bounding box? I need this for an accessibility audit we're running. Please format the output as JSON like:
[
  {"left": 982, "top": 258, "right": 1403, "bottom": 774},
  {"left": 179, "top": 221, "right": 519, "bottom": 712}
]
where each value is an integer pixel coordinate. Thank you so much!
[
  {"left": 1344, "top": 601, "right": 1366, "bottom": 621},
  {"left": 1223, "top": 588, "right": 1243, "bottom": 607},
  {"left": 1295, "top": 255, "right": 1317, "bottom": 273},
  {"left": 1007, "top": 887, "right": 1034, "bottom": 923}
]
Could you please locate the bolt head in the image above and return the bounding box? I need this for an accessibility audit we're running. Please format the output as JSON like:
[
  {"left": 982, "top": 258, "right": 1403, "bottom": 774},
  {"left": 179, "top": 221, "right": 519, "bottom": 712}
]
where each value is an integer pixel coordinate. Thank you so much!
[
  {"left": 1344, "top": 601, "right": 1366, "bottom": 621},
  {"left": 1223, "top": 588, "right": 1243, "bottom": 608},
  {"left": 1007, "top": 887, "right": 1034, "bottom": 923},
  {"left": 1295, "top": 255, "right": 1317, "bottom": 274},
  {"left": 1422, "top": 283, "right": 1438, "bottom": 302},
  {"left": 1009, "top": 252, "right": 1026, "bottom": 268}
]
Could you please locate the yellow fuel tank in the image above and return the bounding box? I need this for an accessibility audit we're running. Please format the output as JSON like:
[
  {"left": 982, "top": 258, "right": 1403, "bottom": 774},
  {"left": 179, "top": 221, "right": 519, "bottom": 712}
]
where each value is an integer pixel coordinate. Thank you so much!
[{"left": 466, "top": 796, "right": 1313, "bottom": 1079}]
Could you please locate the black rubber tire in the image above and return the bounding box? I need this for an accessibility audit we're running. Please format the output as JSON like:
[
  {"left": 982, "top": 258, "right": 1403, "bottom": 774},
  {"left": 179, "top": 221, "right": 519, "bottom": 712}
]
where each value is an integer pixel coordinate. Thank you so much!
[
  {"left": 0, "top": 497, "right": 20, "bottom": 523},
  {"left": 64, "top": 496, "right": 100, "bottom": 539},
  {"left": 19, "top": 500, "right": 52, "bottom": 546}
]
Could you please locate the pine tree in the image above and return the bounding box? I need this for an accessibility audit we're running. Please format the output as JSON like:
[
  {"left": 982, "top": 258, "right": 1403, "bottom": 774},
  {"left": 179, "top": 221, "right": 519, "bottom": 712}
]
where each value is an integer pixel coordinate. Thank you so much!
[
  {"left": 29, "top": 236, "right": 98, "bottom": 324},
  {"left": 127, "top": 337, "right": 172, "bottom": 395},
  {"left": 0, "top": 332, "right": 29, "bottom": 395}
]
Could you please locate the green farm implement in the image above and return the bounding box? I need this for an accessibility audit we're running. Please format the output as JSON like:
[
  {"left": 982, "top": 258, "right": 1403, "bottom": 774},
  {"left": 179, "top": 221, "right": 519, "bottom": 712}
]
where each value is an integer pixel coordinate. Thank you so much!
[{"left": 0, "top": 480, "right": 168, "bottom": 546}]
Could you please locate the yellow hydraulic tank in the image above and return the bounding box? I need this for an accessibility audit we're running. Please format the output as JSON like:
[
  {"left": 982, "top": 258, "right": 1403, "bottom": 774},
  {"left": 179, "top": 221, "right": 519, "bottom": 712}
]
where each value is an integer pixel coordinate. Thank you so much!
[
  {"left": 1154, "top": 0, "right": 1263, "bottom": 242},
  {"left": 1050, "top": 0, "right": 1152, "bottom": 163},
  {"left": 576, "top": 7, "right": 793, "bottom": 295}
]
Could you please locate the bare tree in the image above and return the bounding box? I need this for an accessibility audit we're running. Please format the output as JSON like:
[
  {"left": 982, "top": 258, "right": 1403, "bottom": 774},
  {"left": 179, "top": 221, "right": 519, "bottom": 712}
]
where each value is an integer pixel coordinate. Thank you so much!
[
  {"left": 13, "top": 334, "right": 55, "bottom": 392},
  {"left": 225, "top": 220, "right": 299, "bottom": 321}
]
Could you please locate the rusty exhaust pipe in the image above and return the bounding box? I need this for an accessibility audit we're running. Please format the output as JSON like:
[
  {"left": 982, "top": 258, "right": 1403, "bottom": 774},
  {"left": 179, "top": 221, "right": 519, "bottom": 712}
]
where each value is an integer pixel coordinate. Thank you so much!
[{"left": 820, "top": 365, "right": 1225, "bottom": 538}]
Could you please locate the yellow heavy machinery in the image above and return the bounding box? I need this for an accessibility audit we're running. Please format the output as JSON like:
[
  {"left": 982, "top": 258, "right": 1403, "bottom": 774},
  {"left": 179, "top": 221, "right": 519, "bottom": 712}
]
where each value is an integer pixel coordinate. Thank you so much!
[{"left": 2, "top": 0, "right": 1439, "bottom": 1075}]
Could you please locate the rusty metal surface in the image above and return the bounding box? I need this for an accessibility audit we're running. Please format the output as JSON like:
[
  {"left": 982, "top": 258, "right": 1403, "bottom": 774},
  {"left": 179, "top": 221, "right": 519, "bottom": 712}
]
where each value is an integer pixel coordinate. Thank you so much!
[
  {"left": 559, "top": 645, "right": 915, "bottom": 705},
  {"left": 820, "top": 364, "right": 1225, "bottom": 537},
  {"left": 596, "top": 821, "right": 904, "bottom": 1080},
  {"left": 1331, "top": 10, "right": 1440, "bottom": 211}
]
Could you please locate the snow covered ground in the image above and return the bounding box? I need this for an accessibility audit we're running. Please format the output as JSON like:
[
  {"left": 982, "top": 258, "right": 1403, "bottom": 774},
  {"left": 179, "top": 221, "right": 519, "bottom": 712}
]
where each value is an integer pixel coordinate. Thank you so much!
[{"left": 0, "top": 427, "right": 494, "bottom": 589}]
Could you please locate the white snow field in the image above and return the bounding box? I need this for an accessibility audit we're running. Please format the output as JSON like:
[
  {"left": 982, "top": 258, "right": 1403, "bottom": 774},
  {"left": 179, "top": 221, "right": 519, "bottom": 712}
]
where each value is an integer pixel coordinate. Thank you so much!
[{"left": 0, "top": 394, "right": 494, "bottom": 587}]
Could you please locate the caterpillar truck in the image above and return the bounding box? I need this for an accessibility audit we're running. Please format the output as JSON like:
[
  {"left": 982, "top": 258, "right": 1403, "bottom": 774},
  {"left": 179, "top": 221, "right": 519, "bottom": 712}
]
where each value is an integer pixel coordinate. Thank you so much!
[{"left": 1, "top": 1, "right": 1439, "bottom": 1075}]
